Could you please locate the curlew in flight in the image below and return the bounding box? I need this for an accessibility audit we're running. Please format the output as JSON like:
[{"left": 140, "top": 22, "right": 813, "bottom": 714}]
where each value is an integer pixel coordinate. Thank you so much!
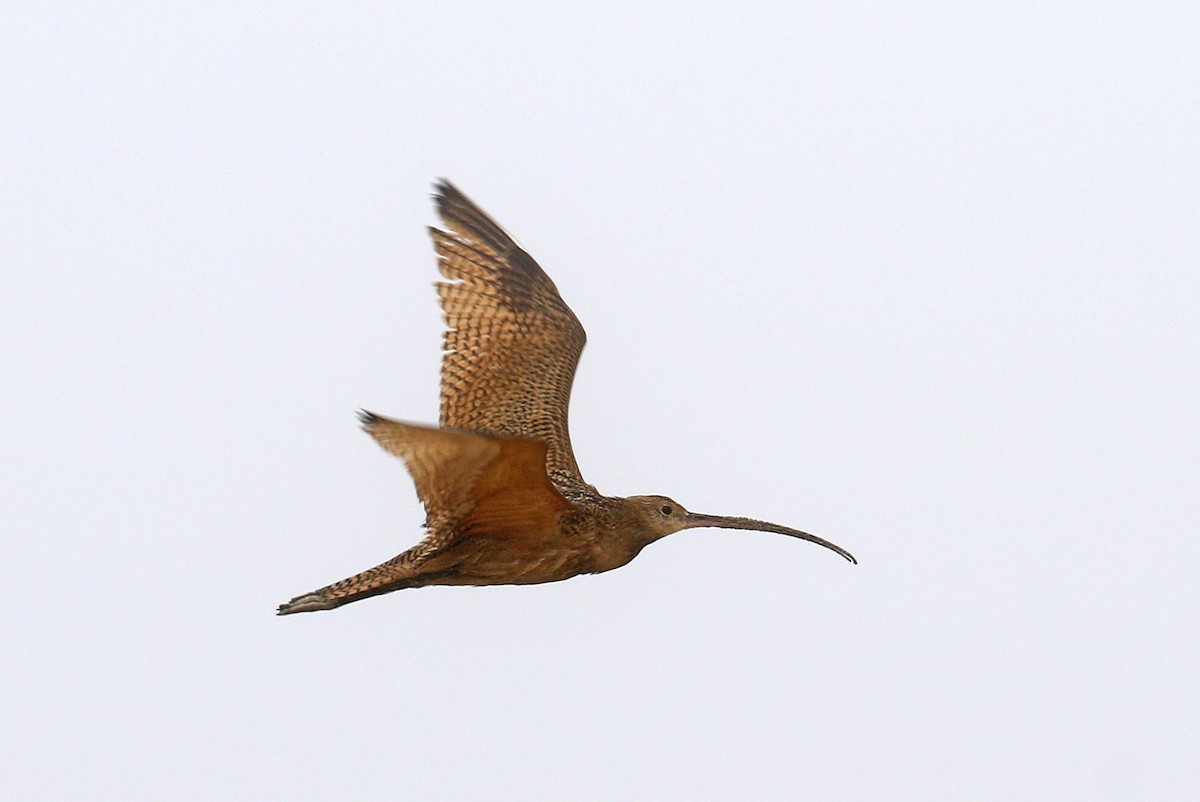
[{"left": 278, "top": 181, "right": 855, "bottom": 614}]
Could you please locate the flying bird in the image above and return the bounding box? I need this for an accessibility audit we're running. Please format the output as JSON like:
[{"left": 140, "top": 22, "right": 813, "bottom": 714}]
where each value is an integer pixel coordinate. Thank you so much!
[{"left": 278, "top": 181, "right": 855, "bottom": 614}]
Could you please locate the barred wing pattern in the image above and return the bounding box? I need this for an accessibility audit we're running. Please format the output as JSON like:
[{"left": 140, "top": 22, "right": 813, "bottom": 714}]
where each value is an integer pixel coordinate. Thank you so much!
[{"left": 431, "top": 181, "right": 589, "bottom": 488}]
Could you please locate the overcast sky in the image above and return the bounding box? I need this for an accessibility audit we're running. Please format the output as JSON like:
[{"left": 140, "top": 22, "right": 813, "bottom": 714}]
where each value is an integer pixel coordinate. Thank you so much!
[{"left": 4, "top": 4, "right": 1197, "bottom": 800}]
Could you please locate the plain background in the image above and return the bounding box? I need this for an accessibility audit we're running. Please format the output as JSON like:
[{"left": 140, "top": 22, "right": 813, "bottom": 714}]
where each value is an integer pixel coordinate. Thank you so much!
[{"left": 4, "top": 4, "right": 1197, "bottom": 800}]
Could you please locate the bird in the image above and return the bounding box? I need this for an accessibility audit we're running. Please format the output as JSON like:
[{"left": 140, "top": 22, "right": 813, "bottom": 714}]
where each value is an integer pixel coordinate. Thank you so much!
[{"left": 277, "top": 181, "right": 855, "bottom": 615}]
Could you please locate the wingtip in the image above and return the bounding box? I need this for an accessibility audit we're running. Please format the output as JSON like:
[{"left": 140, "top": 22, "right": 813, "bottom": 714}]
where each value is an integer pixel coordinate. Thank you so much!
[
  {"left": 432, "top": 178, "right": 459, "bottom": 206},
  {"left": 277, "top": 592, "right": 337, "bottom": 615},
  {"left": 356, "top": 408, "right": 382, "bottom": 428}
]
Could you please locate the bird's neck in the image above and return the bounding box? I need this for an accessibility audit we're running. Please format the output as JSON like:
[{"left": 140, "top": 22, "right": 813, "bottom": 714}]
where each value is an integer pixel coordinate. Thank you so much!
[{"left": 581, "top": 502, "right": 655, "bottom": 574}]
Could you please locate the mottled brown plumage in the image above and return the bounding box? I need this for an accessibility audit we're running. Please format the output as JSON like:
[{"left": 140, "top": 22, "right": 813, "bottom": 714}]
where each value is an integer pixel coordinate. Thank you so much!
[{"left": 278, "top": 181, "right": 854, "bottom": 615}]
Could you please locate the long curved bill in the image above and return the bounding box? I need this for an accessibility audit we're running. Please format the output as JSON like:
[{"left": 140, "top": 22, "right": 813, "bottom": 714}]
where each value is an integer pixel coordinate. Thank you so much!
[{"left": 682, "top": 513, "right": 857, "bottom": 564}]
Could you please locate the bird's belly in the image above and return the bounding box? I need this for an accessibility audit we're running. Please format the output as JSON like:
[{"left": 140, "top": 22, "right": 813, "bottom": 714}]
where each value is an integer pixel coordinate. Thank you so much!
[
  {"left": 435, "top": 536, "right": 589, "bottom": 586},
  {"left": 585, "top": 539, "right": 643, "bottom": 574}
]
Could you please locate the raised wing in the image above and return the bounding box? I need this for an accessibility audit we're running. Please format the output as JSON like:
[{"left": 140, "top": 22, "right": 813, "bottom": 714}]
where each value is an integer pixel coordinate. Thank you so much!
[{"left": 430, "top": 180, "right": 588, "bottom": 487}]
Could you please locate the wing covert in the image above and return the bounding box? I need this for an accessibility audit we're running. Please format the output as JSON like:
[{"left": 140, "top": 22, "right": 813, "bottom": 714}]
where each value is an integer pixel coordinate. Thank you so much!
[{"left": 358, "top": 411, "right": 573, "bottom": 538}]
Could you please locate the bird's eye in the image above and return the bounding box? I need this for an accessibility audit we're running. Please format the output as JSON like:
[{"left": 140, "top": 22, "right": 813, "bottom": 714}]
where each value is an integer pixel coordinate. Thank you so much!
[{"left": 660, "top": 505, "right": 673, "bottom": 516}]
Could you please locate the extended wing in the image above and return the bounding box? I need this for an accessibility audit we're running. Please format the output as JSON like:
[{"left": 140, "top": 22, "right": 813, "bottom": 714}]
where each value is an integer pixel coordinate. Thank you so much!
[{"left": 430, "top": 181, "right": 588, "bottom": 489}]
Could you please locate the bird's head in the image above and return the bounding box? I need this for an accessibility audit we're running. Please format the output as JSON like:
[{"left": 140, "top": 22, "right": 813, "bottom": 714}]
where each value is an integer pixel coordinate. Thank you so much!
[
  {"left": 625, "top": 495, "right": 695, "bottom": 540},
  {"left": 624, "top": 494, "right": 857, "bottom": 563}
]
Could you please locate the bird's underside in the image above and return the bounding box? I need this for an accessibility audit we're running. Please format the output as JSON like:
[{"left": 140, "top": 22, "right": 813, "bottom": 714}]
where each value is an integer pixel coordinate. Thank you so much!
[{"left": 278, "top": 181, "right": 854, "bottom": 616}]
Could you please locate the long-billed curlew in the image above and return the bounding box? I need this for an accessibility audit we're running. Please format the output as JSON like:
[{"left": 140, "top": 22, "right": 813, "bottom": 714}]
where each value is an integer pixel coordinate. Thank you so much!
[{"left": 278, "top": 181, "right": 855, "bottom": 614}]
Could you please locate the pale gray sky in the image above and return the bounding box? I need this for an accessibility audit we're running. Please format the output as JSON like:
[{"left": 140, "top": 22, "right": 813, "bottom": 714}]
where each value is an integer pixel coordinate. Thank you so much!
[{"left": 3, "top": 4, "right": 1197, "bottom": 800}]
